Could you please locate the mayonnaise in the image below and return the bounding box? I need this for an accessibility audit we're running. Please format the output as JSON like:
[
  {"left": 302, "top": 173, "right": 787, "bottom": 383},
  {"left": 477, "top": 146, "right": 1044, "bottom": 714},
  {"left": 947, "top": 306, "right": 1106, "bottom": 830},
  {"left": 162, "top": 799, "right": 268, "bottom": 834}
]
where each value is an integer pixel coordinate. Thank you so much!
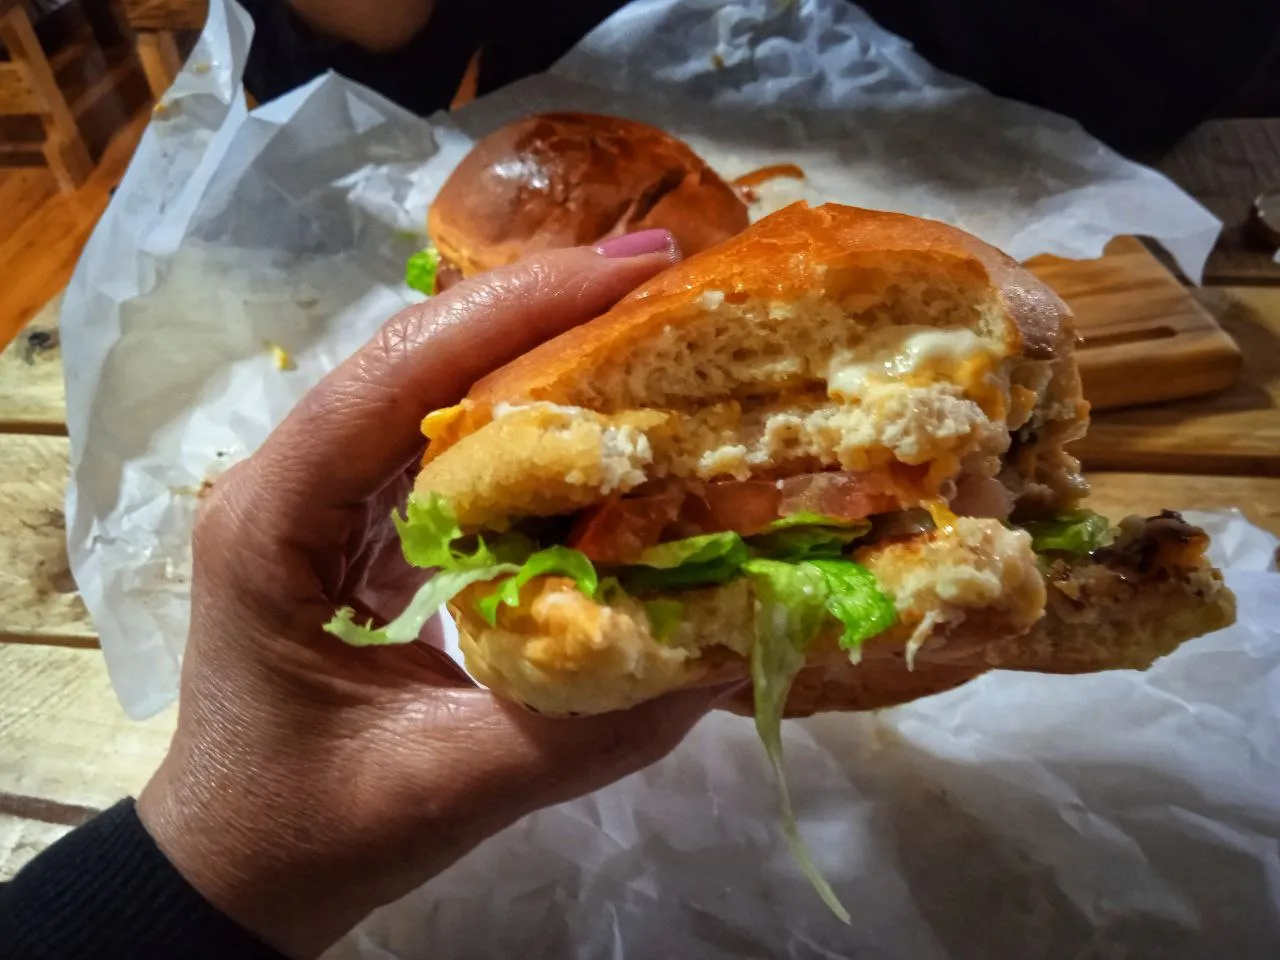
[{"left": 827, "top": 326, "right": 998, "bottom": 401}]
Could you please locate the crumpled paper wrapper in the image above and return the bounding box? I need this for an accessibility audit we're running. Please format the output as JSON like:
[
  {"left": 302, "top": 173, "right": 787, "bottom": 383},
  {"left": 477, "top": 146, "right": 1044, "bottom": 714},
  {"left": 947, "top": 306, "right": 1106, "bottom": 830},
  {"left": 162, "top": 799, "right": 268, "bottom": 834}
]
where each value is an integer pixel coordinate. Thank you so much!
[{"left": 58, "top": 0, "right": 1277, "bottom": 954}]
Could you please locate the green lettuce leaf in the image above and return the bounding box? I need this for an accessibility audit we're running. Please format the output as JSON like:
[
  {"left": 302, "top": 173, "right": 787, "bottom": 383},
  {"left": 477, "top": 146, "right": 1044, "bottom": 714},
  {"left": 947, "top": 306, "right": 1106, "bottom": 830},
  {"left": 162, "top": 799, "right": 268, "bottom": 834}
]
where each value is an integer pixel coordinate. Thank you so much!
[
  {"left": 633, "top": 532, "right": 745, "bottom": 568},
  {"left": 476, "top": 546, "right": 598, "bottom": 626},
  {"left": 405, "top": 247, "right": 440, "bottom": 296},
  {"left": 765, "top": 512, "right": 869, "bottom": 531},
  {"left": 391, "top": 491, "right": 468, "bottom": 568},
  {"left": 325, "top": 564, "right": 515, "bottom": 646},
  {"left": 620, "top": 532, "right": 749, "bottom": 591},
  {"left": 327, "top": 492, "right": 541, "bottom": 645},
  {"left": 1021, "top": 509, "right": 1112, "bottom": 555},
  {"left": 643, "top": 599, "right": 686, "bottom": 643},
  {"left": 748, "top": 523, "right": 870, "bottom": 562},
  {"left": 742, "top": 559, "right": 852, "bottom": 924},
  {"left": 807, "top": 559, "right": 898, "bottom": 650}
]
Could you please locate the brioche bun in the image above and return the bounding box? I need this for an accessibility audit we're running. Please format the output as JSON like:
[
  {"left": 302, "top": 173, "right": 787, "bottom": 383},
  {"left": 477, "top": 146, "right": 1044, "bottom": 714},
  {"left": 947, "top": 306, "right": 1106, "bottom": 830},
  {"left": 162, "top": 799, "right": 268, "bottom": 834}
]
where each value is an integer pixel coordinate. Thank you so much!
[{"left": 427, "top": 113, "right": 749, "bottom": 281}]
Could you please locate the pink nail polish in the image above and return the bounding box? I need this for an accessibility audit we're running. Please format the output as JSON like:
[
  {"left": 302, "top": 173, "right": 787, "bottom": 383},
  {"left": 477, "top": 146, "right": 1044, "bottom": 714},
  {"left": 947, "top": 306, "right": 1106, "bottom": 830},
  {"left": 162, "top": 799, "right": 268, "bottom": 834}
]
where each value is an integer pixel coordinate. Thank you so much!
[{"left": 594, "top": 229, "right": 681, "bottom": 259}]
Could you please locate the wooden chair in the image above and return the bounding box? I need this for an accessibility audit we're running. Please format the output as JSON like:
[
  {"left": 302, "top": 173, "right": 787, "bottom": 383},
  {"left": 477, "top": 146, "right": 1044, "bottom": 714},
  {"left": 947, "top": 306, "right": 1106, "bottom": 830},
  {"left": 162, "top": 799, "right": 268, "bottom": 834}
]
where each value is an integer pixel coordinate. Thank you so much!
[
  {"left": 0, "top": 0, "right": 93, "bottom": 190},
  {"left": 116, "top": 0, "right": 207, "bottom": 98}
]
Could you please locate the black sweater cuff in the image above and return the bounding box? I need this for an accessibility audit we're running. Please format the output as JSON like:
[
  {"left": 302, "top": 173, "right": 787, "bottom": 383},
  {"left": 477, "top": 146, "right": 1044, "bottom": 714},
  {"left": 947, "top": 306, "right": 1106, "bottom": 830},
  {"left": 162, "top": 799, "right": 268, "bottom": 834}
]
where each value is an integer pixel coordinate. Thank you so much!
[{"left": 0, "top": 798, "right": 285, "bottom": 959}]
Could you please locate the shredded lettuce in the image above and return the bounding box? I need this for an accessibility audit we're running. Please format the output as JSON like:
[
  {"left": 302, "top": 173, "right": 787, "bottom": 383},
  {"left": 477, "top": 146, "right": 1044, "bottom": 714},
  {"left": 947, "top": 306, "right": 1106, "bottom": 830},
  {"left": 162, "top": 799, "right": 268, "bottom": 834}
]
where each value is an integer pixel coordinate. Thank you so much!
[
  {"left": 634, "top": 532, "right": 746, "bottom": 568},
  {"left": 327, "top": 492, "right": 530, "bottom": 645},
  {"left": 476, "top": 546, "right": 598, "bottom": 626},
  {"left": 405, "top": 247, "right": 440, "bottom": 296},
  {"left": 1021, "top": 509, "right": 1112, "bottom": 555},
  {"left": 643, "top": 599, "right": 686, "bottom": 643},
  {"left": 620, "top": 532, "right": 750, "bottom": 591},
  {"left": 742, "top": 559, "right": 853, "bottom": 924},
  {"left": 391, "top": 492, "right": 471, "bottom": 568},
  {"left": 765, "top": 511, "right": 867, "bottom": 530},
  {"left": 325, "top": 565, "right": 515, "bottom": 646},
  {"left": 615, "top": 523, "right": 875, "bottom": 588},
  {"left": 747, "top": 523, "right": 870, "bottom": 562},
  {"left": 807, "top": 559, "right": 898, "bottom": 650}
]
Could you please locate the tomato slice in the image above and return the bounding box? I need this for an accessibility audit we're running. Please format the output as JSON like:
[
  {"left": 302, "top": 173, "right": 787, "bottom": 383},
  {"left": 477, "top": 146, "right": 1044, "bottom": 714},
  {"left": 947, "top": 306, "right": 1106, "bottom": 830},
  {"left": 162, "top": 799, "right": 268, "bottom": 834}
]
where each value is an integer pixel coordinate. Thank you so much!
[
  {"left": 680, "top": 480, "right": 782, "bottom": 537},
  {"left": 568, "top": 471, "right": 909, "bottom": 564},
  {"left": 567, "top": 491, "right": 683, "bottom": 564}
]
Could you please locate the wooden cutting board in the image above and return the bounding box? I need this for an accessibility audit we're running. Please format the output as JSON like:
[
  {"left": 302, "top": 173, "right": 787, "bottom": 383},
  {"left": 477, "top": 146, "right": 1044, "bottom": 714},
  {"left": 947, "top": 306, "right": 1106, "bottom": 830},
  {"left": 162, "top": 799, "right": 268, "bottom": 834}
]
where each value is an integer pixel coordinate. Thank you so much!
[{"left": 1027, "top": 237, "right": 1242, "bottom": 411}]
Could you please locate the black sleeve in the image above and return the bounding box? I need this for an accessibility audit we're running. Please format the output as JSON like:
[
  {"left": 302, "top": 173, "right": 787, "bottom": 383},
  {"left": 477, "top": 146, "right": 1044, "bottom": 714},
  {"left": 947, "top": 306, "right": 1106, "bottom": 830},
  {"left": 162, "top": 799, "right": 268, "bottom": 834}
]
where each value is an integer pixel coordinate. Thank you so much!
[{"left": 0, "top": 799, "right": 284, "bottom": 960}]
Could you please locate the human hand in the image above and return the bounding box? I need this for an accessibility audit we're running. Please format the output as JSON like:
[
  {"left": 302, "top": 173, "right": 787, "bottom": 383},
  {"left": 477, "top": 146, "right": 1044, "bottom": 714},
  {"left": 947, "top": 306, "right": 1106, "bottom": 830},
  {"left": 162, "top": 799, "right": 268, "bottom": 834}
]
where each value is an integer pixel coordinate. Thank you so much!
[{"left": 137, "top": 232, "right": 734, "bottom": 958}]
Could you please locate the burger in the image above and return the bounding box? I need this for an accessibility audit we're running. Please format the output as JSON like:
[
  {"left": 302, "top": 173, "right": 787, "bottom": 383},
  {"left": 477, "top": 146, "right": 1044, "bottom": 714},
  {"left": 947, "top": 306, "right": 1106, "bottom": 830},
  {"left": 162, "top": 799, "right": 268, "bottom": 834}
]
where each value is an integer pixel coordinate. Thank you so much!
[
  {"left": 413, "top": 112, "right": 749, "bottom": 292},
  {"left": 334, "top": 202, "right": 1235, "bottom": 916}
]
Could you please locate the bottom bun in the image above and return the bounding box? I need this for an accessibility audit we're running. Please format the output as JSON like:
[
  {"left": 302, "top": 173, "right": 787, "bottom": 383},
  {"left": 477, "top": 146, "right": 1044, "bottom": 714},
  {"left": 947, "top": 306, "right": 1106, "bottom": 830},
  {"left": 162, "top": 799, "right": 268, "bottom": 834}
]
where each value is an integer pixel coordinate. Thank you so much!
[{"left": 452, "top": 514, "right": 1234, "bottom": 717}]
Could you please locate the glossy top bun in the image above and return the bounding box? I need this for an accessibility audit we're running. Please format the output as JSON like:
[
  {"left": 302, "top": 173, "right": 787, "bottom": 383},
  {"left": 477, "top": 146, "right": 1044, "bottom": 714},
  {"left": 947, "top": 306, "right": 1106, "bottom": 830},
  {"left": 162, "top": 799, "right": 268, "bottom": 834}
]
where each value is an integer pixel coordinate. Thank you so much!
[
  {"left": 418, "top": 203, "right": 1087, "bottom": 529},
  {"left": 427, "top": 112, "right": 749, "bottom": 278}
]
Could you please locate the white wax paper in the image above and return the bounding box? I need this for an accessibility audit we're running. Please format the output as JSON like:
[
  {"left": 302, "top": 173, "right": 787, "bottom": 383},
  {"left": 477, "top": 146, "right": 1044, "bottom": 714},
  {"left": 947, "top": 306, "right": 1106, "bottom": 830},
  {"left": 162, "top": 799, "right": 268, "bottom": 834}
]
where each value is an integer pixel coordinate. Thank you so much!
[{"left": 58, "top": 0, "right": 1277, "bottom": 954}]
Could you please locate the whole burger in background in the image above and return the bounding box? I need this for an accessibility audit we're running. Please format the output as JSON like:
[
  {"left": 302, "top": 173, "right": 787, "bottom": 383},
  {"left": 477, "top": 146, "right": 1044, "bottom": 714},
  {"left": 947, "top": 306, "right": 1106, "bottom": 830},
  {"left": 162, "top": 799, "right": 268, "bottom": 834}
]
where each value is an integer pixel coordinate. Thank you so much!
[
  {"left": 406, "top": 112, "right": 750, "bottom": 294},
  {"left": 349, "top": 202, "right": 1236, "bottom": 918}
]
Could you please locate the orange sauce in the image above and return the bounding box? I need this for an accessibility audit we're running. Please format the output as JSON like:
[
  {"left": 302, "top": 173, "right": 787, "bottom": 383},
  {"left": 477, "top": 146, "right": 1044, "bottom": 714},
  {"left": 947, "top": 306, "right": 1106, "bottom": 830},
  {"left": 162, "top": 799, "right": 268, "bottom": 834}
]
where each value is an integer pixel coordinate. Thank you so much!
[{"left": 732, "top": 163, "right": 806, "bottom": 190}]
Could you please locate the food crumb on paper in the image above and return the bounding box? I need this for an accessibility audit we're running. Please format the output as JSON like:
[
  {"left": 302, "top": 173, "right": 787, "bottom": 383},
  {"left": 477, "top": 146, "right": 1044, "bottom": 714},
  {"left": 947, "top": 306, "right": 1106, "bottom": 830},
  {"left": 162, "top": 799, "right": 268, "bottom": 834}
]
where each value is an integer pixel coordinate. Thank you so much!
[
  {"left": 266, "top": 341, "right": 295, "bottom": 371},
  {"left": 170, "top": 478, "right": 216, "bottom": 499}
]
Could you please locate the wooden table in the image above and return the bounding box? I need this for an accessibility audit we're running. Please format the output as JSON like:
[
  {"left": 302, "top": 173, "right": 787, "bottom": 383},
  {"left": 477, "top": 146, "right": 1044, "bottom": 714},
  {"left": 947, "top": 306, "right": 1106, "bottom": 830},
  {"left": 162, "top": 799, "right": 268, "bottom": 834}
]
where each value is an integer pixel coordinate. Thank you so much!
[{"left": 2, "top": 277, "right": 1280, "bottom": 884}]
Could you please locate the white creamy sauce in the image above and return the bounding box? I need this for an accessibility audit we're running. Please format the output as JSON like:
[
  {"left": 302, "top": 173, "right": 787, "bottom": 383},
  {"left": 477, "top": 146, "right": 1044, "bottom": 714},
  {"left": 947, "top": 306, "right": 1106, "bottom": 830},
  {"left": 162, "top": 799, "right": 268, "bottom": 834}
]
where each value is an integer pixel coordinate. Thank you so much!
[
  {"left": 904, "top": 610, "right": 946, "bottom": 672},
  {"left": 492, "top": 400, "right": 589, "bottom": 420},
  {"left": 827, "top": 326, "right": 993, "bottom": 400}
]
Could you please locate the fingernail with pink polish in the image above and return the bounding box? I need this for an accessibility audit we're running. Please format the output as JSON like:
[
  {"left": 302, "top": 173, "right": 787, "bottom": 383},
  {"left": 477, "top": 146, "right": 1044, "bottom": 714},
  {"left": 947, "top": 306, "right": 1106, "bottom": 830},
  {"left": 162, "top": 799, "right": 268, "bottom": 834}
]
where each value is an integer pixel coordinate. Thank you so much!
[{"left": 594, "top": 229, "right": 681, "bottom": 259}]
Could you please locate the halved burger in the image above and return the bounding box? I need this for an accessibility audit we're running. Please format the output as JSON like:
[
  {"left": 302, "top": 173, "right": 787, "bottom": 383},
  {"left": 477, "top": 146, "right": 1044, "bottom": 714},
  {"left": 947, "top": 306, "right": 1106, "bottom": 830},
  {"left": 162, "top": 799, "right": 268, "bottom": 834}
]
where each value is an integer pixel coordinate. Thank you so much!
[{"left": 330, "top": 202, "right": 1235, "bottom": 917}]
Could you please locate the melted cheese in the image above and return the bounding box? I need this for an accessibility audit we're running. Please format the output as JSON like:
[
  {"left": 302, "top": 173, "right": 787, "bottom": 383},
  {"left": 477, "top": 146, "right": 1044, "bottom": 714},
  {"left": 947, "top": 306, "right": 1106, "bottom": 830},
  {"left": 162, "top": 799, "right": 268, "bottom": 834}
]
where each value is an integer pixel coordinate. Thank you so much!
[
  {"left": 827, "top": 327, "right": 1006, "bottom": 416},
  {"left": 421, "top": 403, "right": 466, "bottom": 442},
  {"left": 924, "top": 499, "right": 958, "bottom": 535}
]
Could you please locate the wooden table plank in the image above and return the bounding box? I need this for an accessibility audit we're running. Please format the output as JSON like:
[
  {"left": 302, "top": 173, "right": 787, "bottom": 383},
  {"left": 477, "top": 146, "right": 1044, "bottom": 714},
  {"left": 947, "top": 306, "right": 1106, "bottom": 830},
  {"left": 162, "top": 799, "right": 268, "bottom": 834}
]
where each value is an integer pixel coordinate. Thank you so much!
[
  {"left": 0, "top": 108, "right": 148, "bottom": 350},
  {"left": 1029, "top": 237, "right": 1241, "bottom": 411},
  {"left": 0, "top": 434, "right": 95, "bottom": 644},
  {"left": 0, "top": 813, "right": 71, "bottom": 881},
  {"left": 122, "top": 0, "right": 209, "bottom": 33},
  {"left": 0, "top": 300, "right": 66, "bottom": 435},
  {"left": 0, "top": 645, "right": 173, "bottom": 810},
  {"left": 1087, "top": 473, "right": 1280, "bottom": 537},
  {"left": 1077, "top": 286, "right": 1280, "bottom": 475}
]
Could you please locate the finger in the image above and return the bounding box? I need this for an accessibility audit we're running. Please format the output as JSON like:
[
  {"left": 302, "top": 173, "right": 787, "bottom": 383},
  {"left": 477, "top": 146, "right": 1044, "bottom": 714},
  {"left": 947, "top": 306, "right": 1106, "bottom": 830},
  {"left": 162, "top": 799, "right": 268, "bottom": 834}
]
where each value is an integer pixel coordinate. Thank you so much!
[
  {"left": 401, "top": 682, "right": 738, "bottom": 829},
  {"left": 253, "top": 237, "right": 680, "bottom": 513}
]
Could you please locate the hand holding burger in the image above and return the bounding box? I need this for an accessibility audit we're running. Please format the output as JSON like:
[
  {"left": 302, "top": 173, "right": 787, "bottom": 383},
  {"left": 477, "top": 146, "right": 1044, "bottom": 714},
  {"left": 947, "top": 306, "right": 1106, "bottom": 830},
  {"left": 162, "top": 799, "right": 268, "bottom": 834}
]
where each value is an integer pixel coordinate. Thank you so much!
[
  {"left": 335, "top": 202, "right": 1234, "bottom": 916},
  {"left": 134, "top": 203, "right": 1233, "bottom": 954}
]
